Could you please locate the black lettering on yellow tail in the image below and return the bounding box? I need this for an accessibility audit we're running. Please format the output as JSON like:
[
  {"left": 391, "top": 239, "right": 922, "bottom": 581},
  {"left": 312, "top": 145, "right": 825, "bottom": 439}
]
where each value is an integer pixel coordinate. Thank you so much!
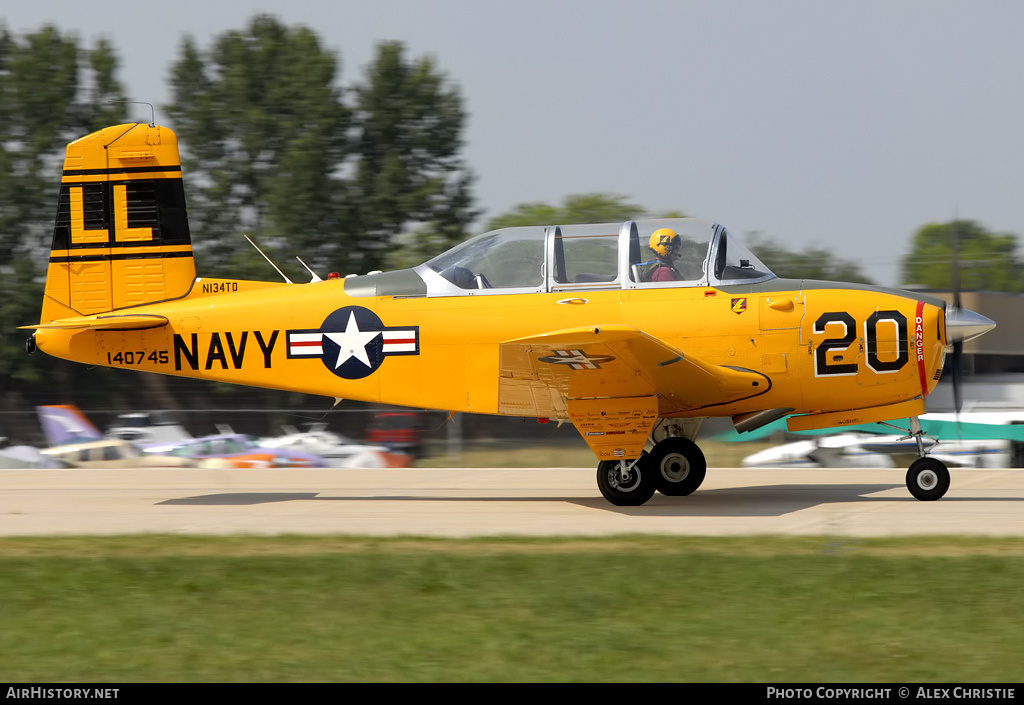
[{"left": 41, "top": 123, "right": 197, "bottom": 322}]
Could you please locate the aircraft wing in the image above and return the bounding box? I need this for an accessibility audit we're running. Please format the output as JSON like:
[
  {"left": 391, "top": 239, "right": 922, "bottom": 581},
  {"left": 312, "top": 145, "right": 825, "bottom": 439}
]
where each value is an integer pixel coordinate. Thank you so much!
[{"left": 497, "top": 324, "right": 770, "bottom": 419}]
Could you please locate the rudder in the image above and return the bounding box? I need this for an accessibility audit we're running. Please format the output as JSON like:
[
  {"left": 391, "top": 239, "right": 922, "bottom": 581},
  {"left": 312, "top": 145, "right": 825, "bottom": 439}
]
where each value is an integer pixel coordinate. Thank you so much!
[{"left": 41, "top": 123, "right": 197, "bottom": 322}]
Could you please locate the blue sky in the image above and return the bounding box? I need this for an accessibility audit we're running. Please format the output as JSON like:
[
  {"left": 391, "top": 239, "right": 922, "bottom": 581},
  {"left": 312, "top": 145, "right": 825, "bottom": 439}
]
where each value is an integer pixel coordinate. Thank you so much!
[{"left": 6, "top": 1, "right": 1024, "bottom": 286}]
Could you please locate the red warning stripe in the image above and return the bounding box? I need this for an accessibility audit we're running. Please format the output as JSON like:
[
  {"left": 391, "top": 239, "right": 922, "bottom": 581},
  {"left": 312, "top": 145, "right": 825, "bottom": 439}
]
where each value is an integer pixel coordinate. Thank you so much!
[{"left": 916, "top": 300, "right": 928, "bottom": 397}]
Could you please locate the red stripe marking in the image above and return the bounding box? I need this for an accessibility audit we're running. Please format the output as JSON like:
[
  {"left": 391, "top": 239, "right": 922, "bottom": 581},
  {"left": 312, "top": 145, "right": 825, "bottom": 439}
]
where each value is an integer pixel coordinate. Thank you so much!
[
  {"left": 916, "top": 300, "right": 928, "bottom": 397},
  {"left": 290, "top": 340, "right": 322, "bottom": 347},
  {"left": 383, "top": 337, "right": 416, "bottom": 346}
]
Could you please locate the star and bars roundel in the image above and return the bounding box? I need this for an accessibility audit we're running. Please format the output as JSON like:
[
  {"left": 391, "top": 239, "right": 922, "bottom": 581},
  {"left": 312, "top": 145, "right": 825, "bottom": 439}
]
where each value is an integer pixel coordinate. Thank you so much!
[
  {"left": 286, "top": 306, "right": 419, "bottom": 379},
  {"left": 538, "top": 349, "right": 615, "bottom": 369}
]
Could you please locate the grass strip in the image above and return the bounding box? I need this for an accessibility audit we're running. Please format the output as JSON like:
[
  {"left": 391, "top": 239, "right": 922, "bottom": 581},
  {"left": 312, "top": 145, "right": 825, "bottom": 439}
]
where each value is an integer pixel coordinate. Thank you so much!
[{"left": 1, "top": 535, "right": 1022, "bottom": 682}]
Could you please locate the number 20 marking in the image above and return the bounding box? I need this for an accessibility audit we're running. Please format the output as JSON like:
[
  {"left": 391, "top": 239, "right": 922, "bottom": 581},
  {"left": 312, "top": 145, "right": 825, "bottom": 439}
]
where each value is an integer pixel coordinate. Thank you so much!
[{"left": 813, "top": 311, "right": 909, "bottom": 377}]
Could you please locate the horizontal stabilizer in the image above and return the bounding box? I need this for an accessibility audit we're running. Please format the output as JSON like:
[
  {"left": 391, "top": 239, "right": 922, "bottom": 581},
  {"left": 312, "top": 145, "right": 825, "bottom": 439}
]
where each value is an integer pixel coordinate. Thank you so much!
[{"left": 21, "top": 313, "right": 169, "bottom": 331}]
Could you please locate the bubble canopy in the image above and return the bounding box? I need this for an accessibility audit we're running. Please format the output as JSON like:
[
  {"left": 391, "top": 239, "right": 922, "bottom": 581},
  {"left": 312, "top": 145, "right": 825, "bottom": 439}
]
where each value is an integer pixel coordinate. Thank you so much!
[{"left": 415, "top": 218, "right": 774, "bottom": 296}]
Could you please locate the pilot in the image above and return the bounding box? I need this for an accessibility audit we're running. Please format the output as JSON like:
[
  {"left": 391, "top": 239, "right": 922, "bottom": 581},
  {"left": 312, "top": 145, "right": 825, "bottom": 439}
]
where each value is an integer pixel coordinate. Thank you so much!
[{"left": 638, "top": 228, "right": 684, "bottom": 282}]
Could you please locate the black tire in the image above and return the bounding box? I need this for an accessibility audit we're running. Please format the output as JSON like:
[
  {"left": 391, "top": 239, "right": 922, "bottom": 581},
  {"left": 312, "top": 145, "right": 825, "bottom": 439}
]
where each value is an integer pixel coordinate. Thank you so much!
[
  {"left": 650, "top": 437, "right": 707, "bottom": 496},
  {"left": 906, "top": 457, "right": 950, "bottom": 501},
  {"left": 596, "top": 455, "right": 657, "bottom": 506}
]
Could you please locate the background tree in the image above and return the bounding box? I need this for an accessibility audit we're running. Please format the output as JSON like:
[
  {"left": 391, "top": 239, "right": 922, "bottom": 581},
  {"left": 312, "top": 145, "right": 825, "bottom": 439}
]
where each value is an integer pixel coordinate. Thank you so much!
[
  {"left": 160, "top": 18, "right": 479, "bottom": 429},
  {"left": 350, "top": 42, "right": 477, "bottom": 271},
  {"left": 485, "top": 196, "right": 872, "bottom": 283},
  {"left": 0, "top": 28, "right": 126, "bottom": 263},
  {"left": 745, "top": 234, "right": 874, "bottom": 284},
  {"left": 0, "top": 25, "right": 128, "bottom": 442},
  {"left": 485, "top": 193, "right": 649, "bottom": 230},
  {"left": 166, "top": 19, "right": 476, "bottom": 279},
  {"left": 899, "top": 220, "right": 1024, "bottom": 292},
  {"left": 165, "top": 16, "right": 350, "bottom": 279}
]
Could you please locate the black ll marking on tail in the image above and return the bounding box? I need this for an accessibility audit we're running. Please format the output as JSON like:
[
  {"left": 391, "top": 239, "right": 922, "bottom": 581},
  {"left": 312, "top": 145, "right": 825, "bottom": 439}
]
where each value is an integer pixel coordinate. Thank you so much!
[{"left": 41, "top": 123, "right": 197, "bottom": 320}]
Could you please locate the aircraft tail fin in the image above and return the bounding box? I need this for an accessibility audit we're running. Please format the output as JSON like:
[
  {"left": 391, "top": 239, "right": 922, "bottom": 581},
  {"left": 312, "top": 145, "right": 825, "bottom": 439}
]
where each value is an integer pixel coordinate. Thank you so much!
[
  {"left": 40, "top": 123, "right": 197, "bottom": 323},
  {"left": 36, "top": 405, "right": 104, "bottom": 447}
]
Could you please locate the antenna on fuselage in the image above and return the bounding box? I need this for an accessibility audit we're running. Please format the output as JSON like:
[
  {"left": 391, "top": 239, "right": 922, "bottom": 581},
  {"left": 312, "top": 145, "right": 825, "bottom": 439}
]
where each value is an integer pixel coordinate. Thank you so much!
[
  {"left": 244, "top": 234, "right": 293, "bottom": 284},
  {"left": 127, "top": 101, "right": 156, "bottom": 127},
  {"left": 296, "top": 256, "right": 323, "bottom": 283}
]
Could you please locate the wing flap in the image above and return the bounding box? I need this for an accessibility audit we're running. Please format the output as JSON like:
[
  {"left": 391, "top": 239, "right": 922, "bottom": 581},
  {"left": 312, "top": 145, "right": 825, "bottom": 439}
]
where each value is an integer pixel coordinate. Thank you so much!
[{"left": 498, "top": 324, "right": 769, "bottom": 418}]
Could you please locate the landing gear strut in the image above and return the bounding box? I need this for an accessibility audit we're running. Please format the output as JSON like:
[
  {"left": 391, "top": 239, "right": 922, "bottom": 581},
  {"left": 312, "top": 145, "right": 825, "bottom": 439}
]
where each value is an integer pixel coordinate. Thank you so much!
[{"left": 885, "top": 416, "right": 951, "bottom": 501}]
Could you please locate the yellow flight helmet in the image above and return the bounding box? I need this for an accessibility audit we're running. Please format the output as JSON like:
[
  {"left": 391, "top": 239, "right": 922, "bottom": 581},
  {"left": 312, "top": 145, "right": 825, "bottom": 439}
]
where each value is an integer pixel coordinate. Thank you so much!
[{"left": 649, "top": 228, "right": 681, "bottom": 259}]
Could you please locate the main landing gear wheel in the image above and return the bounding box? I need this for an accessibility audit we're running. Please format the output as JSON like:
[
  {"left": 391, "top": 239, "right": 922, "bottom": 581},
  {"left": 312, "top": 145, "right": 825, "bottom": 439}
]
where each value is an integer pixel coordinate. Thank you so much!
[
  {"left": 596, "top": 454, "right": 657, "bottom": 506},
  {"left": 906, "top": 457, "right": 950, "bottom": 501},
  {"left": 650, "top": 437, "right": 707, "bottom": 496}
]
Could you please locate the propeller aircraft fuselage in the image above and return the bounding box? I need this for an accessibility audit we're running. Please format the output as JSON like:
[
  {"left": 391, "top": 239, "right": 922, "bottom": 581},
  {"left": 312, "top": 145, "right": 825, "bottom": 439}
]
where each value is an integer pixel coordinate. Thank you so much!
[{"left": 24, "top": 123, "right": 996, "bottom": 505}]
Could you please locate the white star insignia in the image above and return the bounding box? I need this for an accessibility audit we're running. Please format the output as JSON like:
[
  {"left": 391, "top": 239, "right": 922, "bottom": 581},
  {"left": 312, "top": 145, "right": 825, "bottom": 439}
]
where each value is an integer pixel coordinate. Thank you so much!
[{"left": 322, "top": 312, "right": 381, "bottom": 369}]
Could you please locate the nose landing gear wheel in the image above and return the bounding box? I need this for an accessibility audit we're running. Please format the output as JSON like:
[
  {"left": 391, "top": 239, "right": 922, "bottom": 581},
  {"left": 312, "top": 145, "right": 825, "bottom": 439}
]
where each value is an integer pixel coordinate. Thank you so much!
[
  {"left": 596, "top": 454, "right": 657, "bottom": 506},
  {"left": 906, "top": 457, "right": 950, "bottom": 501},
  {"left": 650, "top": 437, "right": 707, "bottom": 496}
]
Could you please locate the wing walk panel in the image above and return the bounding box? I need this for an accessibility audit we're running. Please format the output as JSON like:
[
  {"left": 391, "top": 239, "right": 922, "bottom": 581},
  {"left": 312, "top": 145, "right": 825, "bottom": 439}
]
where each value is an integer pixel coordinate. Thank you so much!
[{"left": 498, "top": 324, "right": 770, "bottom": 418}]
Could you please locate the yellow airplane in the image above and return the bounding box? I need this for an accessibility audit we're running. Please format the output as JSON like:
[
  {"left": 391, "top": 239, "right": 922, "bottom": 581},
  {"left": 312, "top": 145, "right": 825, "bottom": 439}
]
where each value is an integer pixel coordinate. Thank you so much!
[{"left": 23, "top": 122, "right": 997, "bottom": 505}]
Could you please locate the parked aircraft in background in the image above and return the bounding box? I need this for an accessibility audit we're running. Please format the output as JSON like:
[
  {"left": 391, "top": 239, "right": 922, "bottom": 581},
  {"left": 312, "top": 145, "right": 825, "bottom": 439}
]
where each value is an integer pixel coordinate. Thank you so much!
[
  {"left": 140, "top": 433, "right": 323, "bottom": 469},
  {"left": 259, "top": 424, "right": 409, "bottom": 468},
  {"left": 35, "top": 405, "right": 189, "bottom": 469},
  {"left": 105, "top": 410, "right": 192, "bottom": 444},
  {"left": 741, "top": 433, "right": 898, "bottom": 469},
  {"left": 37, "top": 405, "right": 321, "bottom": 469},
  {"left": 740, "top": 410, "right": 1024, "bottom": 469},
  {"left": 741, "top": 432, "right": 1015, "bottom": 469},
  {"left": 41, "top": 437, "right": 191, "bottom": 469},
  {"left": 23, "top": 122, "right": 998, "bottom": 503},
  {"left": 0, "top": 438, "right": 59, "bottom": 469},
  {"left": 37, "top": 404, "right": 106, "bottom": 447}
]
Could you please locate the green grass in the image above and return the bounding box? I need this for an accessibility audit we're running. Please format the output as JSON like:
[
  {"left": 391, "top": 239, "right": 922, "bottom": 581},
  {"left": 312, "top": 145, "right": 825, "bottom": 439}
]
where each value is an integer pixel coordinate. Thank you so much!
[{"left": 1, "top": 536, "right": 1023, "bottom": 682}]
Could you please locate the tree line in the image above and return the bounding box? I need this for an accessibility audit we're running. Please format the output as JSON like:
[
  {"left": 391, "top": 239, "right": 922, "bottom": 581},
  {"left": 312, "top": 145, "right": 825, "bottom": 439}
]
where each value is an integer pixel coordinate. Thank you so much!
[{"left": 0, "top": 15, "right": 1021, "bottom": 441}]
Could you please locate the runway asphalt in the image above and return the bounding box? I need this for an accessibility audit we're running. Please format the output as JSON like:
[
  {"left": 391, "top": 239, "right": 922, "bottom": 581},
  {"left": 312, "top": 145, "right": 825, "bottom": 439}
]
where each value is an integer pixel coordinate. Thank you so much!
[{"left": 2, "top": 466, "right": 1023, "bottom": 537}]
